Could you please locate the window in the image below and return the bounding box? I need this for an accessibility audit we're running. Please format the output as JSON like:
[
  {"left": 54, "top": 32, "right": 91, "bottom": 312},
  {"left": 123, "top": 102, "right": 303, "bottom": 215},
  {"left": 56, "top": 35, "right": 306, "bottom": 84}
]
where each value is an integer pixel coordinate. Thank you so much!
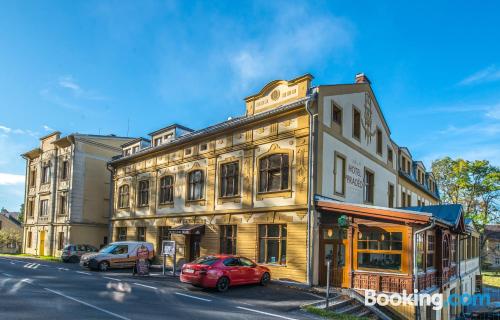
[
  {"left": 200, "top": 143, "right": 208, "bottom": 151},
  {"left": 58, "top": 232, "right": 64, "bottom": 250},
  {"left": 376, "top": 128, "right": 383, "bottom": 155},
  {"left": 416, "top": 233, "right": 425, "bottom": 272},
  {"left": 467, "top": 237, "right": 472, "bottom": 259},
  {"left": 42, "top": 165, "right": 50, "bottom": 184},
  {"left": 187, "top": 170, "right": 204, "bottom": 200},
  {"left": 138, "top": 180, "right": 149, "bottom": 206},
  {"left": 27, "top": 231, "right": 32, "bottom": 248},
  {"left": 388, "top": 183, "right": 394, "bottom": 208},
  {"left": 496, "top": 243, "right": 500, "bottom": 251},
  {"left": 61, "top": 161, "right": 69, "bottom": 180},
  {"left": 332, "top": 102, "right": 342, "bottom": 126},
  {"left": 334, "top": 154, "right": 346, "bottom": 196},
  {"left": 59, "top": 195, "right": 67, "bottom": 215},
  {"left": 118, "top": 185, "right": 130, "bottom": 208},
  {"left": 154, "top": 137, "right": 162, "bottom": 146},
  {"left": 39, "top": 199, "right": 49, "bottom": 216},
  {"left": 136, "top": 227, "right": 146, "bottom": 242},
  {"left": 220, "top": 162, "right": 239, "bottom": 197},
  {"left": 185, "top": 148, "right": 192, "bottom": 156},
  {"left": 357, "top": 227, "right": 403, "bottom": 270},
  {"left": 363, "top": 169, "right": 374, "bottom": 204},
  {"left": 443, "top": 235, "right": 450, "bottom": 268},
  {"left": 159, "top": 176, "right": 174, "bottom": 204},
  {"left": 29, "top": 169, "right": 36, "bottom": 187},
  {"left": 258, "top": 154, "right": 289, "bottom": 193},
  {"left": 407, "top": 194, "right": 411, "bottom": 206},
  {"left": 427, "top": 232, "right": 435, "bottom": 269},
  {"left": 220, "top": 225, "right": 237, "bottom": 255},
  {"left": 417, "top": 199, "right": 422, "bottom": 207},
  {"left": 451, "top": 235, "right": 457, "bottom": 264},
  {"left": 353, "top": 108, "right": 361, "bottom": 140},
  {"left": 387, "top": 147, "right": 393, "bottom": 164},
  {"left": 0, "top": 221, "right": 2, "bottom": 230},
  {"left": 496, "top": 257, "right": 500, "bottom": 265},
  {"left": 401, "top": 191, "right": 407, "bottom": 207},
  {"left": 258, "top": 224, "right": 287, "bottom": 265},
  {"left": 460, "top": 238, "right": 466, "bottom": 261},
  {"left": 28, "top": 199, "right": 34, "bottom": 217},
  {"left": 116, "top": 227, "right": 127, "bottom": 241},
  {"left": 124, "top": 149, "right": 131, "bottom": 156},
  {"left": 157, "top": 226, "right": 171, "bottom": 253}
]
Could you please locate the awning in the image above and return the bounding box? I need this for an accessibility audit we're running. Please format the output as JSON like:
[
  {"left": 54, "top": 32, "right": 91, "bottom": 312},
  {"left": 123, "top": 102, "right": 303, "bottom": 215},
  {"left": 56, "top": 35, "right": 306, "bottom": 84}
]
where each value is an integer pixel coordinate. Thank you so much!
[{"left": 169, "top": 224, "right": 205, "bottom": 235}]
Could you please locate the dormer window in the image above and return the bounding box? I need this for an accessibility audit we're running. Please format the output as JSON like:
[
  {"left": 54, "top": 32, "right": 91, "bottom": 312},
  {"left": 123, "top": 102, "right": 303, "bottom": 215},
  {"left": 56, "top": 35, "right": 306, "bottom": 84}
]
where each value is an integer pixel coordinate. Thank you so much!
[
  {"left": 164, "top": 133, "right": 173, "bottom": 141},
  {"left": 133, "top": 146, "right": 139, "bottom": 153},
  {"left": 124, "top": 149, "right": 131, "bottom": 156},
  {"left": 154, "top": 137, "right": 162, "bottom": 147}
]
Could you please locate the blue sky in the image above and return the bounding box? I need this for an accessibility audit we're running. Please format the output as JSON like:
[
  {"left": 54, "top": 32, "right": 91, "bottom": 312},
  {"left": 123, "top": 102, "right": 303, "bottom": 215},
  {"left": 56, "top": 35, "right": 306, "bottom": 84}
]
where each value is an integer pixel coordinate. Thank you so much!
[{"left": 1, "top": 1, "right": 499, "bottom": 211}]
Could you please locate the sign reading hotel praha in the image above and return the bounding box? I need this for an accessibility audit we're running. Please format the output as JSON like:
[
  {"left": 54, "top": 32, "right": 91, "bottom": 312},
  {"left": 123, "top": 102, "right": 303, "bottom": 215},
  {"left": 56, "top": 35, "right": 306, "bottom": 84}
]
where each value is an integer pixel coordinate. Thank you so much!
[
  {"left": 346, "top": 159, "right": 364, "bottom": 190},
  {"left": 135, "top": 244, "right": 150, "bottom": 276}
]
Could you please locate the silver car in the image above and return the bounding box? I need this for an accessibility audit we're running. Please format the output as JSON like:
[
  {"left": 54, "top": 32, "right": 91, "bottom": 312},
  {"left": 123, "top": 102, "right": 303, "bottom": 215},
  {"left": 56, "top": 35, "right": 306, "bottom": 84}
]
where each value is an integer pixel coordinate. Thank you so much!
[
  {"left": 61, "top": 244, "right": 98, "bottom": 263},
  {"left": 80, "top": 241, "right": 155, "bottom": 271}
]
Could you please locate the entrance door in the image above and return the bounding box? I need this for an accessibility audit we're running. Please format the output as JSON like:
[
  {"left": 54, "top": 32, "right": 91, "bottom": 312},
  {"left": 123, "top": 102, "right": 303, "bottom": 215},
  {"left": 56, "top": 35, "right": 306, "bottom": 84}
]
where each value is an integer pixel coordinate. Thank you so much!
[
  {"left": 39, "top": 231, "right": 45, "bottom": 256},
  {"left": 188, "top": 235, "right": 201, "bottom": 262},
  {"left": 320, "top": 227, "right": 349, "bottom": 287}
]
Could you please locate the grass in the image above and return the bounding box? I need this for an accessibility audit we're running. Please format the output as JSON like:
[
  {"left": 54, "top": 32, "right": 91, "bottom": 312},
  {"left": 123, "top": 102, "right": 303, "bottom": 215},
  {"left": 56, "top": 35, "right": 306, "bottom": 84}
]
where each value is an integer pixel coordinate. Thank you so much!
[
  {"left": 0, "top": 253, "right": 61, "bottom": 262},
  {"left": 302, "top": 306, "right": 370, "bottom": 320},
  {"left": 482, "top": 270, "right": 500, "bottom": 287}
]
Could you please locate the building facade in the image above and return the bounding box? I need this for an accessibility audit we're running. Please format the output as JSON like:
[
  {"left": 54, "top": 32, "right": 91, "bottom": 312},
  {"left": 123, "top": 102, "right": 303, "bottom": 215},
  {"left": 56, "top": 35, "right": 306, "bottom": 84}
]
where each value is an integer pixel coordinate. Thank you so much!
[
  {"left": 21, "top": 132, "right": 134, "bottom": 256},
  {"left": 483, "top": 224, "right": 500, "bottom": 270},
  {"left": 0, "top": 211, "right": 22, "bottom": 253}
]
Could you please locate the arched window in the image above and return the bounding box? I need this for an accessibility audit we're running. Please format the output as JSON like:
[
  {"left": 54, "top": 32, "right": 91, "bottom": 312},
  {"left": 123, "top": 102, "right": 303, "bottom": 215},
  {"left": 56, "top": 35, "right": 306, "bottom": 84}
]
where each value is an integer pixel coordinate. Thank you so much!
[
  {"left": 138, "top": 180, "right": 149, "bottom": 206},
  {"left": 443, "top": 235, "right": 450, "bottom": 268},
  {"left": 188, "top": 170, "right": 204, "bottom": 200},
  {"left": 118, "top": 185, "right": 129, "bottom": 208},
  {"left": 159, "top": 176, "right": 174, "bottom": 204},
  {"left": 258, "top": 154, "right": 289, "bottom": 193}
]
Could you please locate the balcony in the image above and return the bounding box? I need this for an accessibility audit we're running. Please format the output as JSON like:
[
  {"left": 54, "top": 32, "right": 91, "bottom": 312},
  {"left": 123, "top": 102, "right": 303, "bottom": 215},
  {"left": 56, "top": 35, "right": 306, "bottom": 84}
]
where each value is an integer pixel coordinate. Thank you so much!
[{"left": 352, "top": 272, "right": 413, "bottom": 293}]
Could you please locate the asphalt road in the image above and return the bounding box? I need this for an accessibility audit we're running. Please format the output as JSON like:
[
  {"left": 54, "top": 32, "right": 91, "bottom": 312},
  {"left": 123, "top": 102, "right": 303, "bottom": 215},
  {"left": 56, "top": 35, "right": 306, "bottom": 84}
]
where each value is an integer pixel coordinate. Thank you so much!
[{"left": 0, "top": 256, "right": 322, "bottom": 320}]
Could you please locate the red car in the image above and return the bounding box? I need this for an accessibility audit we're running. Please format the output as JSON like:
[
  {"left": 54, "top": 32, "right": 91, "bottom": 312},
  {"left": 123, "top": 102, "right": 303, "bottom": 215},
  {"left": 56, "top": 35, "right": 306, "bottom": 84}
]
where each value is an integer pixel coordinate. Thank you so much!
[{"left": 180, "top": 255, "right": 271, "bottom": 292}]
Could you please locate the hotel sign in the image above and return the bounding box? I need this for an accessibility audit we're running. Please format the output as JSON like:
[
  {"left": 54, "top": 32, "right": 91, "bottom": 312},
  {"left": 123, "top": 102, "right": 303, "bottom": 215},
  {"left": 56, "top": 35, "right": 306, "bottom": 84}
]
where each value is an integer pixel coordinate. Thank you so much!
[{"left": 346, "top": 160, "right": 363, "bottom": 190}]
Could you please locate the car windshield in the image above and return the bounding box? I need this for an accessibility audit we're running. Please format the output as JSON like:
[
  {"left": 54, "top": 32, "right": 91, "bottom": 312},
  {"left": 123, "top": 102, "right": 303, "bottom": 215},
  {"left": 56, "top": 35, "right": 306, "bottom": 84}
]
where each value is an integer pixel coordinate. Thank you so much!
[
  {"left": 99, "top": 244, "right": 117, "bottom": 253},
  {"left": 193, "top": 256, "right": 219, "bottom": 266}
]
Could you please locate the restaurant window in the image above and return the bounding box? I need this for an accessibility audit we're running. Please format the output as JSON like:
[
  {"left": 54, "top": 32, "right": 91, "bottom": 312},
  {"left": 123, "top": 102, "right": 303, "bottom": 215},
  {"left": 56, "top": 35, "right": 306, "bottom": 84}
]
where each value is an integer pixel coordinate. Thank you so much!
[
  {"left": 220, "top": 162, "right": 239, "bottom": 197},
  {"left": 138, "top": 180, "right": 149, "bottom": 206},
  {"left": 27, "top": 231, "right": 32, "bottom": 248},
  {"left": 363, "top": 169, "right": 374, "bottom": 204},
  {"left": 136, "top": 227, "right": 146, "bottom": 242},
  {"left": 117, "top": 227, "right": 127, "bottom": 241},
  {"left": 187, "top": 170, "right": 204, "bottom": 200},
  {"left": 443, "top": 234, "right": 450, "bottom": 268},
  {"left": 258, "top": 154, "right": 289, "bottom": 193},
  {"left": 159, "top": 176, "right": 174, "bottom": 204},
  {"left": 61, "top": 160, "right": 69, "bottom": 180},
  {"left": 334, "top": 154, "right": 346, "bottom": 196},
  {"left": 59, "top": 194, "right": 67, "bottom": 215},
  {"left": 388, "top": 183, "right": 394, "bottom": 208},
  {"left": 41, "top": 165, "right": 50, "bottom": 184},
  {"left": 58, "top": 232, "right": 64, "bottom": 250},
  {"left": 332, "top": 102, "right": 342, "bottom": 126},
  {"left": 357, "top": 227, "right": 403, "bottom": 271},
  {"left": 39, "top": 199, "right": 49, "bottom": 216},
  {"left": 376, "top": 128, "right": 383, "bottom": 155},
  {"left": 29, "top": 169, "right": 36, "bottom": 187},
  {"left": 416, "top": 233, "right": 425, "bottom": 272},
  {"left": 427, "top": 232, "right": 435, "bottom": 269},
  {"left": 387, "top": 147, "right": 393, "bottom": 164},
  {"left": 220, "top": 225, "right": 237, "bottom": 255},
  {"left": 157, "top": 226, "right": 171, "bottom": 254},
  {"left": 258, "top": 224, "right": 287, "bottom": 265},
  {"left": 118, "top": 185, "right": 130, "bottom": 208},
  {"left": 451, "top": 235, "right": 457, "bottom": 264}
]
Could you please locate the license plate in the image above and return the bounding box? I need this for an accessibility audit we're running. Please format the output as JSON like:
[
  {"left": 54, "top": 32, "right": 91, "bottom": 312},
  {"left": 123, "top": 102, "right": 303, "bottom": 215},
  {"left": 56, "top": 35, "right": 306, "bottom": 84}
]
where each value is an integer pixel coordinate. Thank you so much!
[{"left": 184, "top": 268, "right": 194, "bottom": 274}]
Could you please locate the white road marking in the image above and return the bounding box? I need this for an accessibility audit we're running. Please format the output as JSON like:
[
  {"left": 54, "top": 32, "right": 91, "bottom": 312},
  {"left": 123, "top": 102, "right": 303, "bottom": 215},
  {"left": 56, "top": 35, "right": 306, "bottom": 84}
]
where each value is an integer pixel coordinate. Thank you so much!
[
  {"left": 58, "top": 267, "right": 70, "bottom": 271},
  {"left": 10, "top": 262, "right": 15, "bottom": 265},
  {"left": 24, "top": 263, "right": 40, "bottom": 269},
  {"left": 104, "top": 277, "right": 122, "bottom": 282},
  {"left": 174, "top": 292, "right": 212, "bottom": 302},
  {"left": 133, "top": 282, "right": 157, "bottom": 290},
  {"left": 2, "top": 273, "right": 13, "bottom": 277},
  {"left": 21, "top": 278, "right": 33, "bottom": 284},
  {"left": 76, "top": 271, "right": 91, "bottom": 275},
  {"left": 43, "top": 288, "right": 131, "bottom": 320},
  {"left": 236, "top": 306, "right": 298, "bottom": 320}
]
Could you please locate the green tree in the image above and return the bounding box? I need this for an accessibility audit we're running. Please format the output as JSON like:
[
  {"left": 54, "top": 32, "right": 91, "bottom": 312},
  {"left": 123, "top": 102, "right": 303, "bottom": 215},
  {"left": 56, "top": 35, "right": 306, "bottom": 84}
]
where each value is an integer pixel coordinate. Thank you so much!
[
  {"left": 431, "top": 157, "right": 500, "bottom": 232},
  {"left": 0, "top": 229, "right": 22, "bottom": 251},
  {"left": 18, "top": 203, "right": 24, "bottom": 224}
]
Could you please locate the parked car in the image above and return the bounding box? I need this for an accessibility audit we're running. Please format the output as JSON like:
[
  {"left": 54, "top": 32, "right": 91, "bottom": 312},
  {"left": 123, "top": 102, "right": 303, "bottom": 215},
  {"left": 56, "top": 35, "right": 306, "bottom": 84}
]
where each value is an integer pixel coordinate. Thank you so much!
[
  {"left": 180, "top": 255, "right": 271, "bottom": 292},
  {"left": 80, "top": 241, "right": 155, "bottom": 272},
  {"left": 61, "top": 244, "right": 98, "bottom": 263}
]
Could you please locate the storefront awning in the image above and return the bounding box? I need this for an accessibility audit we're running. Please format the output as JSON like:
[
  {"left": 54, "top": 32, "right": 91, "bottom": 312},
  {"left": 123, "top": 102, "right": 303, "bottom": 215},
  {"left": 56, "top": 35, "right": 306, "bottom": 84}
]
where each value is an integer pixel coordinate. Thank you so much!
[{"left": 169, "top": 224, "right": 205, "bottom": 235}]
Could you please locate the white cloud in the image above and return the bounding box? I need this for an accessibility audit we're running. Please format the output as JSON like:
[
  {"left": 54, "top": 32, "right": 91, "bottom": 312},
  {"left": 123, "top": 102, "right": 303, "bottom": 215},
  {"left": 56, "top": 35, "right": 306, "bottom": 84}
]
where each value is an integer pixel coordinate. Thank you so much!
[
  {"left": 0, "top": 125, "right": 38, "bottom": 137},
  {"left": 43, "top": 125, "right": 54, "bottom": 132},
  {"left": 58, "top": 75, "right": 107, "bottom": 100},
  {"left": 486, "top": 104, "right": 500, "bottom": 120},
  {"left": 459, "top": 65, "right": 500, "bottom": 86},
  {"left": 0, "top": 125, "right": 11, "bottom": 134},
  {"left": 0, "top": 173, "right": 25, "bottom": 185}
]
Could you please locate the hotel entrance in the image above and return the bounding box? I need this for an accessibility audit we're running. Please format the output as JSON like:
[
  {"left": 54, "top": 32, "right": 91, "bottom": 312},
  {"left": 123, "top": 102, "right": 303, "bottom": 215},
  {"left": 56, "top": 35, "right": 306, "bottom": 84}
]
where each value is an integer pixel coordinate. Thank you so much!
[
  {"left": 319, "top": 225, "right": 350, "bottom": 287},
  {"left": 39, "top": 230, "right": 46, "bottom": 256},
  {"left": 169, "top": 224, "right": 205, "bottom": 263}
]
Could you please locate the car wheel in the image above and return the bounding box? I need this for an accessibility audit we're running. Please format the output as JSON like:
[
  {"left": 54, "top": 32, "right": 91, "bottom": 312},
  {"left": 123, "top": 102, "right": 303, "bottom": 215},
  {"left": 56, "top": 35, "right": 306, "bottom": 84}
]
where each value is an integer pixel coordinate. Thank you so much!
[
  {"left": 216, "top": 277, "right": 230, "bottom": 292},
  {"left": 260, "top": 272, "right": 270, "bottom": 286},
  {"left": 98, "top": 261, "right": 109, "bottom": 272},
  {"left": 69, "top": 256, "right": 79, "bottom": 263}
]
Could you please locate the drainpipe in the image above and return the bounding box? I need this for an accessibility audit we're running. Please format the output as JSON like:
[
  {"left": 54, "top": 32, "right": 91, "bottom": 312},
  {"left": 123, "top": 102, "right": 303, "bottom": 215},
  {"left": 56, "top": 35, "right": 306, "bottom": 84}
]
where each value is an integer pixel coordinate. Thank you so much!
[
  {"left": 305, "top": 93, "right": 317, "bottom": 286},
  {"left": 413, "top": 219, "right": 435, "bottom": 320},
  {"left": 106, "top": 164, "right": 115, "bottom": 245},
  {"left": 21, "top": 156, "right": 29, "bottom": 253}
]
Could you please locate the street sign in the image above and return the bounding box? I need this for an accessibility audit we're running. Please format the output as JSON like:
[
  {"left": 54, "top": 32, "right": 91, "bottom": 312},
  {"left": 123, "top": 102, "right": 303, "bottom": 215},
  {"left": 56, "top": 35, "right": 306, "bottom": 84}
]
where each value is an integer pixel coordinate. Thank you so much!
[{"left": 162, "top": 240, "right": 176, "bottom": 256}]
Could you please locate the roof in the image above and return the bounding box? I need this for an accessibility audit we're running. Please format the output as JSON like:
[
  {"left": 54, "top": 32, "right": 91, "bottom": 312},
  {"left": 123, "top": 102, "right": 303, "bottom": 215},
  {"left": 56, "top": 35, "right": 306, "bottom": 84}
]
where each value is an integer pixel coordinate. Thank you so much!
[
  {"left": 0, "top": 213, "right": 22, "bottom": 227},
  {"left": 401, "top": 204, "right": 466, "bottom": 231},
  {"left": 121, "top": 137, "right": 151, "bottom": 148},
  {"left": 148, "top": 124, "right": 194, "bottom": 137}
]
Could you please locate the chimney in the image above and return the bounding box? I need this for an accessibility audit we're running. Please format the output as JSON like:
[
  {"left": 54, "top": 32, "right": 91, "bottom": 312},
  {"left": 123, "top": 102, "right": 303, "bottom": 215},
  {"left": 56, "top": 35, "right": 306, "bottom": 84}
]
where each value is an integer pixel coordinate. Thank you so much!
[{"left": 355, "top": 73, "right": 371, "bottom": 84}]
